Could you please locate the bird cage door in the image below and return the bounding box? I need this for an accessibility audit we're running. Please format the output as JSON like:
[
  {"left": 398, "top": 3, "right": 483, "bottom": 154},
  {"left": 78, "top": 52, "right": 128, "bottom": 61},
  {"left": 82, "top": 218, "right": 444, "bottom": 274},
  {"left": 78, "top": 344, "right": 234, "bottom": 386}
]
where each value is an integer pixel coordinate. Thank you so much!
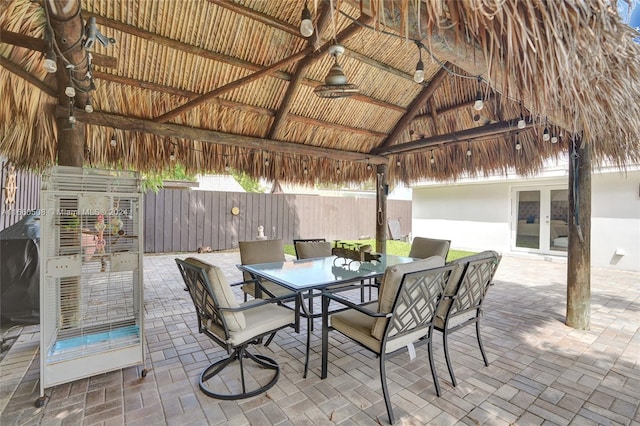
[{"left": 39, "top": 166, "right": 145, "bottom": 406}]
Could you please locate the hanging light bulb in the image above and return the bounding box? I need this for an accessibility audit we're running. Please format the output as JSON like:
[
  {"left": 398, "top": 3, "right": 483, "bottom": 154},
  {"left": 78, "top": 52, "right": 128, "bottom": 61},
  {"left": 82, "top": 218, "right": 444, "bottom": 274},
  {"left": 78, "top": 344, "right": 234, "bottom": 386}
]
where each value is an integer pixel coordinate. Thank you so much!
[
  {"left": 366, "top": 163, "right": 372, "bottom": 171},
  {"left": 65, "top": 83, "right": 76, "bottom": 98},
  {"left": 396, "top": 159, "right": 401, "bottom": 167},
  {"left": 300, "top": 2, "right": 313, "bottom": 37},
  {"left": 543, "top": 126, "right": 550, "bottom": 141},
  {"left": 551, "top": 135, "right": 558, "bottom": 144},
  {"left": 336, "top": 166, "right": 341, "bottom": 175},
  {"left": 110, "top": 135, "right": 117, "bottom": 147},
  {"left": 84, "top": 97, "right": 93, "bottom": 113},
  {"left": 303, "top": 165, "right": 308, "bottom": 174},
  {"left": 264, "top": 157, "right": 269, "bottom": 167},
  {"left": 413, "top": 42, "right": 424, "bottom": 83},
  {"left": 44, "top": 48, "right": 57, "bottom": 73},
  {"left": 65, "top": 64, "right": 75, "bottom": 98},
  {"left": 517, "top": 101, "right": 526, "bottom": 129},
  {"left": 466, "top": 146, "right": 472, "bottom": 156},
  {"left": 473, "top": 76, "right": 484, "bottom": 111},
  {"left": 430, "top": 151, "right": 435, "bottom": 164},
  {"left": 43, "top": 27, "right": 57, "bottom": 73},
  {"left": 169, "top": 151, "right": 176, "bottom": 161},
  {"left": 515, "top": 132, "right": 522, "bottom": 150},
  {"left": 67, "top": 98, "right": 76, "bottom": 126}
]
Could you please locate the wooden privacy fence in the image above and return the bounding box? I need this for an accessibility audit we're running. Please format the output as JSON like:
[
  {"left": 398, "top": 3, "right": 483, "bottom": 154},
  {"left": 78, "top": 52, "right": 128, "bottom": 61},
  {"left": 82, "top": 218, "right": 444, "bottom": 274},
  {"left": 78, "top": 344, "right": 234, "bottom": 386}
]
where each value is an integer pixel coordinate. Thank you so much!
[
  {"left": 144, "top": 189, "right": 411, "bottom": 253},
  {"left": 1, "top": 160, "right": 41, "bottom": 231}
]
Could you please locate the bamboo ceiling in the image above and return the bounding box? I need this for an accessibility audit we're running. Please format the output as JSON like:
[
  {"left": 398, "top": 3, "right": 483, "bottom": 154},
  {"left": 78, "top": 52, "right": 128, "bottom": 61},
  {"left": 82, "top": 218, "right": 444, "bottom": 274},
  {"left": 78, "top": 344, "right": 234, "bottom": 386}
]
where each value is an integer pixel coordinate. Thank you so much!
[{"left": 1, "top": 0, "right": 640, "bottom": 185}]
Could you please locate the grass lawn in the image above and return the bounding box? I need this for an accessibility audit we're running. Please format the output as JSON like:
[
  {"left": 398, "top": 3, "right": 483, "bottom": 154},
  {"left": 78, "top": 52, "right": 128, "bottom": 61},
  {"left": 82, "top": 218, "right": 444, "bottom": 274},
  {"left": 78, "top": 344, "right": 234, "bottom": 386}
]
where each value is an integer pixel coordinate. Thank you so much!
[{"left": 285, "top": 239, "right": 476, "bottom": 262}]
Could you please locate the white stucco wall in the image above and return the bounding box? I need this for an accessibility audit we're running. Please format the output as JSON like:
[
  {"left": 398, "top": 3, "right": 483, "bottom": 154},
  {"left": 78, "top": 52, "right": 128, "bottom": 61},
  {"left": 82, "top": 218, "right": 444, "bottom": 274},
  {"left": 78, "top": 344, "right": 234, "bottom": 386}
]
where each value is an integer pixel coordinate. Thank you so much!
[{"left": 412, "top": 169, "right": 640, "bottom": 271}]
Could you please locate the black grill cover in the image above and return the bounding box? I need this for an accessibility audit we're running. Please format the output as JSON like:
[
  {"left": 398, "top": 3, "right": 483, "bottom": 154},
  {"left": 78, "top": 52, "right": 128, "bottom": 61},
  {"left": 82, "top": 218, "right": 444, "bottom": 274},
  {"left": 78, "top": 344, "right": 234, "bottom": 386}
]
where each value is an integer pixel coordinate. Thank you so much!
[{"left": 0, "top": 213, "right": 40, "bottom": 324}]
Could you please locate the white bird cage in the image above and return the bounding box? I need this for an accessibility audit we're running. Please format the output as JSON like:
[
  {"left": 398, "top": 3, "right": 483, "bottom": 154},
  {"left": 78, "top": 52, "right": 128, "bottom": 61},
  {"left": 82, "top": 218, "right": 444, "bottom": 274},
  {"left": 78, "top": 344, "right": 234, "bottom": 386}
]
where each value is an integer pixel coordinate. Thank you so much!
[{"left": 38, "top": 166, "right": 145, "bottom": 407}]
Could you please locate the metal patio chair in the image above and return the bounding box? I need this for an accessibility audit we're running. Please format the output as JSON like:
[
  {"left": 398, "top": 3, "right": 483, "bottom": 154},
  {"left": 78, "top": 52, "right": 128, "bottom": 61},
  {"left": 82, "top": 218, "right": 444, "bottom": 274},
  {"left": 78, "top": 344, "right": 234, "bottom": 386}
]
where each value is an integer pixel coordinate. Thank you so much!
[
  {"left": 176, "top": 257, "right": 295, "bottom": 400},
  {"left": 434, "top": 250, "right": 502, "bottom": 386},
  {"left": 322, "top": 256, "right": 457, "bottom": 424}
]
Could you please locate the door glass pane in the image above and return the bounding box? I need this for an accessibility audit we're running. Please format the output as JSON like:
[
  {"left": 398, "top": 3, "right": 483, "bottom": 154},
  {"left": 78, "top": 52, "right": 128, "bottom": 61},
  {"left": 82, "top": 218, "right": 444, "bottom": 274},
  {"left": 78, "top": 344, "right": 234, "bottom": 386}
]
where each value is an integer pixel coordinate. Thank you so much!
[
  {"left": 516, "top": 190, "right": 540, "bottom": 249},
  {"left": 549, "top": 189, "right": 569, "bottom": 252}
]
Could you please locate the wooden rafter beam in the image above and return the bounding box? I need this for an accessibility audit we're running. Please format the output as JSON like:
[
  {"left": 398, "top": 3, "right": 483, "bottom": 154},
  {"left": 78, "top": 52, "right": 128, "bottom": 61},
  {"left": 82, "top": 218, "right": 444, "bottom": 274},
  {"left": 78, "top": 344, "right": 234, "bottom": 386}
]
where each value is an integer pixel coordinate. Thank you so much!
[
  {"left": 429, "top": 98, "right": 439, "bottom": 135},
  {"left": 377, "top": 65, "right": 449, "bottom": 149},
  {"left": 371, "top": 117, "right": 534, "bottom": 155},
  {"left": 92, "top": 70, "right": 386, "bottom": 138},
  {"left": 0, "top": 57, "right": 57, "bottom": 98},
  {"left": 0, "top": 30, "right": 117, "bottom": 68},
  {"left": 58, "top": 106, "right": 389, "bottom": 164},
  {"left": 154, "top": 49, "right": 311, "bottom": 123}
]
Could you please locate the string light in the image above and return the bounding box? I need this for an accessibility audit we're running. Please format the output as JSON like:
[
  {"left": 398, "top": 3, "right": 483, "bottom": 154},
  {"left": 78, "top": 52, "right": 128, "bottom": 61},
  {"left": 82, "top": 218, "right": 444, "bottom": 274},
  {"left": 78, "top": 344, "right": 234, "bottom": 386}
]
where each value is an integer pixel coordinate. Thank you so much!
[
  {"left": 264, "top": 157, "right": 269, "bottom": 167},
  {"left": 43, "top": 26, "right": 57, "bottom": 73},
  {"left": 366, "top": 163, "right": 372, "bottom": 171},
  {"left": 542, "top": 117, "right": 550, "bottom": 141},
  {"left": 396, "top": 159, "right": 401, "bottom": 167},
  {"left": 466, "top": 143, "right": 472, "bottom": 156},
  {"left": 169, "top": 151, "right": 176, "bottom": 161},
  {"left": 551, "top": 135, "right": 558, "bottom": 144},
  {"left": 430, "top": 151, "right": 435, "bottom": 164},
  {"left": 299, "top": 2, "right": 313, "bottom": 37},
  {"left": 110, "top": 134, "right": 116, "bottom": 147},
  {"left": 413, "top": 42, "right": 424, "bottom": 83},
  {"left": 517, "top": 101, "right": 526, "bottom": 129},
  {"left": 515, "top": 132, "right": 522, "bottom": 150},
  {"left": 84, "top": 96, "right": 93, "bottom": 113},
  {"left": 473, "top": 76, "right": 484, "bottom": 111},
  {"left": 65, "top": 64, "right": 76, "bottom": 98},
  {"left": 67, "top": 98, "right": 76, "bottom": 126}
]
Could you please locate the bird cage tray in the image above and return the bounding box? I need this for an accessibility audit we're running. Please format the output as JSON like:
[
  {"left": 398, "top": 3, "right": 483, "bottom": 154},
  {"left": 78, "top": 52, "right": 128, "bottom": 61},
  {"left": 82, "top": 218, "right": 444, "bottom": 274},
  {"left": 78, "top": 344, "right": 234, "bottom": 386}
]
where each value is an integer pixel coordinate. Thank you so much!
[
  {"left": 47, "top": 323, "right": 140, "bottom": 363},
  {"left": 43, "top": 323, "right": 143, "bottom": 388}
]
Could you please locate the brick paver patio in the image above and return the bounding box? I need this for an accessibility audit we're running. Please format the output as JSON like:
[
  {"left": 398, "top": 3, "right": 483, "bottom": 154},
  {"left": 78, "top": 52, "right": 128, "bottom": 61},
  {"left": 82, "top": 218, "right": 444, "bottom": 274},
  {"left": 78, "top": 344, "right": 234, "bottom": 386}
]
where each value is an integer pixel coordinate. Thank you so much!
[{"left": 1, "top": 251, "right": 638, "bottom": 425}]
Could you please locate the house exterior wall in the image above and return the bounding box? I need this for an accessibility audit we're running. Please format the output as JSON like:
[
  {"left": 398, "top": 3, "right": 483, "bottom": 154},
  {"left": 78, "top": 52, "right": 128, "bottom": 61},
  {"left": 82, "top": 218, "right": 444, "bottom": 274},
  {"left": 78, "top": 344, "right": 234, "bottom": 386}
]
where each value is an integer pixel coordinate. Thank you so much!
[{"left": 412, "top": 168, "right": 640, "bottom": 271}]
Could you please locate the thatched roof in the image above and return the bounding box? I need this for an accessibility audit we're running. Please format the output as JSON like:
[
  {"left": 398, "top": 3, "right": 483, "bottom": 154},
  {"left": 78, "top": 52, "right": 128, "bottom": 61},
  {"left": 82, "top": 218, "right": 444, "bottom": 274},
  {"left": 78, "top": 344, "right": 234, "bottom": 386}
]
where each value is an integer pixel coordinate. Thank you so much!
[{"left": 2, "top": 0, "right": 640, "bottom": 185}]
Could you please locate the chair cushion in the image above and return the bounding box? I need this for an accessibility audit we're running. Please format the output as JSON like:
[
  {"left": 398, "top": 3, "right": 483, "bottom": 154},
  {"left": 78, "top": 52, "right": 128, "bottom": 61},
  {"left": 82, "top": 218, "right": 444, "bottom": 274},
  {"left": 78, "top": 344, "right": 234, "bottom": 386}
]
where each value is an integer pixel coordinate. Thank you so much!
[
  {"left": 331, "top": 302, "right": 434, "bottom": 354},
  {"left": 239, "top": 239, "right": 288, "bottom": 298},
  {"left": 408, "top": 237, "right": 451, "bottom": 260},
  {"left": 184, "top": 257, "right": 245, "bottom": 332},
  {"left": 372, "top": 256, "right": 445, "bottom": 339},
  {"left": 295, "top": 241, "right": 332, "bottom": 259},
  {"left": 331, "top": 302, "right": 380, "bottom": 352},
  {"left": 227, "top": 302, "right": 294, "bottom": 346}
]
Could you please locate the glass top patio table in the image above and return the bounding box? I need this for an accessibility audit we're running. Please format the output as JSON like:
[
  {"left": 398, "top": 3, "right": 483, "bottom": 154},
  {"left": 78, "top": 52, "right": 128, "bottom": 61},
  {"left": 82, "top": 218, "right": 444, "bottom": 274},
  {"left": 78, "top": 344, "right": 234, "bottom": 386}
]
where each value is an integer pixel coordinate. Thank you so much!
[
  {"left": 237, "top": 254, "right": 415, "bottom": 292},
  {"left": 238, "top": 253, "right": 417, "bottom": 379}
]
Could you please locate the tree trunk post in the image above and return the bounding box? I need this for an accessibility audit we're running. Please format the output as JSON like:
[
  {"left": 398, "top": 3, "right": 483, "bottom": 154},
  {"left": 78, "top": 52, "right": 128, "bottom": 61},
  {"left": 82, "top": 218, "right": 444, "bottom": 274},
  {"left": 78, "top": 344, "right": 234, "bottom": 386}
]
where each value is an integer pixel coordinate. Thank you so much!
[
  {"left": 566, "top": 135, "right": 591, "bottom": 330},
  {"left": 46, "top": 0, "right": 88, "bottom": 167},
  {"left": 375, "top": 164, "right": 388, "bottom": 253}
]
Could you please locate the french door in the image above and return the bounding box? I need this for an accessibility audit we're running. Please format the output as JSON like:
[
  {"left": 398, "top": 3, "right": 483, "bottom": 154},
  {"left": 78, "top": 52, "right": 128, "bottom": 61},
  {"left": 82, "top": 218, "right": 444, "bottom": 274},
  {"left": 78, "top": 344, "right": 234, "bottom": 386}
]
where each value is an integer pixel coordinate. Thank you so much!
[{"left": 512, "top": 186, "right": 569, "bottom": 254}]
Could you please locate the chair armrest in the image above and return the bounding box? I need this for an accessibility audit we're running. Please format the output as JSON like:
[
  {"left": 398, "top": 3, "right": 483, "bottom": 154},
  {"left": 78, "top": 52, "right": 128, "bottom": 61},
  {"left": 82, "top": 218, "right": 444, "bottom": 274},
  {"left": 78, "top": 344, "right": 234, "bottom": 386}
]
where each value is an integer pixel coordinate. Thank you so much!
[
  {"left": 321, "top": 292, "right": 390, "bottom": 318},
  {"left": 229, "top": 278, "right": 258, "bottom": 288},
  {"left": 218, "top": 292, "right": 298, "bottom": 312}
]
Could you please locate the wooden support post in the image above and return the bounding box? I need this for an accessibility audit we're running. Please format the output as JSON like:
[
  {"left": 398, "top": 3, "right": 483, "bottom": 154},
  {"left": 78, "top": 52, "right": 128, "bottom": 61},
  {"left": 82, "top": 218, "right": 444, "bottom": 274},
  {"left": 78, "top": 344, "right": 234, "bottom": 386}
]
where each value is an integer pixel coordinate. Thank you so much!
[
  {"left": 46, "top": 0, "right": 88, "bottom": 167},
  {"left": 375, "top": 164, "right": 388, "bottom": 254},
  {"left": 566, "top": 136, "right": 591, "bottom": 330}
]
